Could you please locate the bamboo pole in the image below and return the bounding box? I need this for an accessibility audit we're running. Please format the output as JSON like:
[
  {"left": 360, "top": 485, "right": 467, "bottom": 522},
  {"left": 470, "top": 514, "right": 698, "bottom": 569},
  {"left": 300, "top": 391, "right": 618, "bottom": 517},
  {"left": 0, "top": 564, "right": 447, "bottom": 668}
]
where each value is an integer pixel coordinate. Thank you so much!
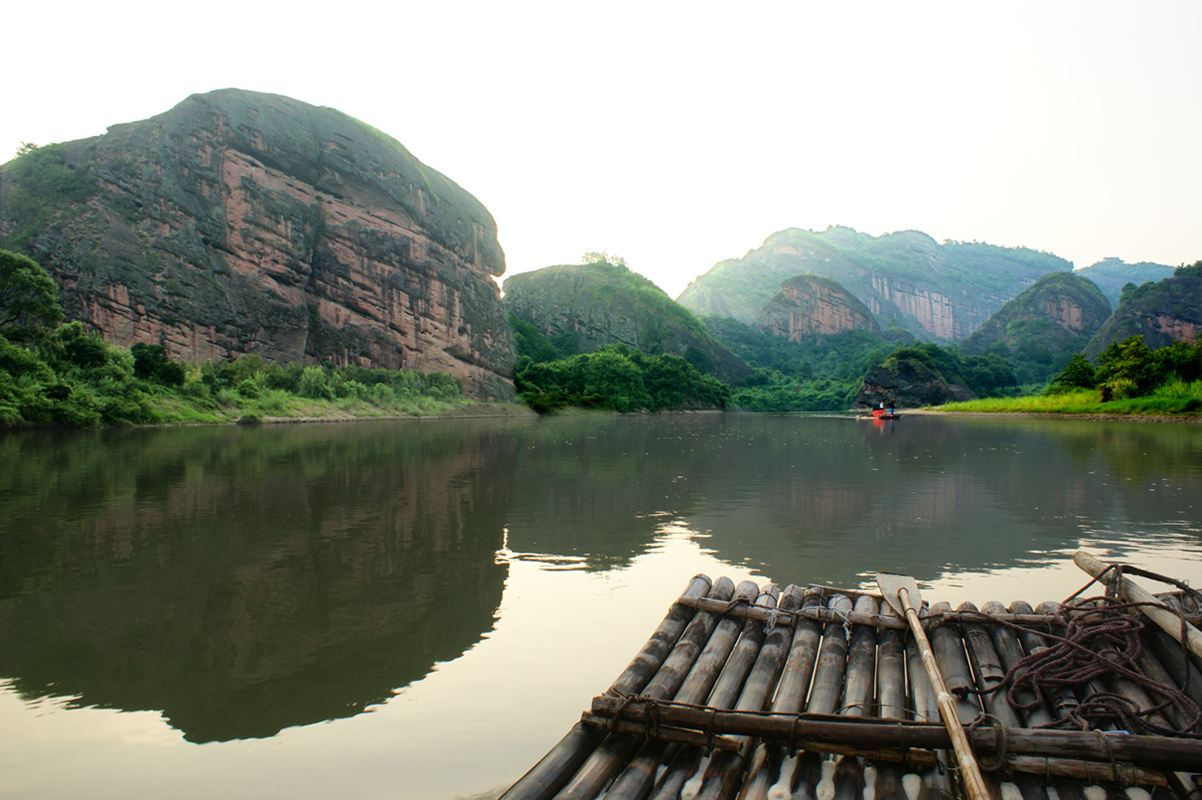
[
  {"left": 876, "top": 600, "right": 906, "bottom": 721},
  {"left": 876, "top": 583, "right": 990, "bottom": 800},
  {"left": 1073, "top": 550, "right": 1202, "bottom": 661},
  {"left": 697, "top": 586, "right": 798, "bottom": 799},
  {"left": 501, "top": 574, "right": 715, "bottom": 800},
  {"left": 605, "top": 581, "right": 763, "bottom": 800},
  {"left": 1143, "top": 598, "right": 1202, "bottom": 707},
  {"left": 929, "top": 600, "right": 984, "bottom": 725},
  {"left": 959, "top": 601, "right": 1023, "bottom": 730},
  {"left": 554, "top": 578, "right": 739, "bottom": 800},
  {"left": 842, "top": 595, "right": 878, "bottom": 717},
  {"left": 735, "top": 586, "right": 807, "bottom": 800},
  {"left": 647, "top": 586, "right": 780, "bottom": 800},
  {"left": 980, "top": 601, "right": 1053, "bottom": 727},
  {"left": 808, "top": 594, "right": 853, "bottom": 714},
  {"left": 587, "top": 698, "right": 1202, "bottom": 773},
  {"left": 740, "top": 587, "right": 824, "bottom": 800}
]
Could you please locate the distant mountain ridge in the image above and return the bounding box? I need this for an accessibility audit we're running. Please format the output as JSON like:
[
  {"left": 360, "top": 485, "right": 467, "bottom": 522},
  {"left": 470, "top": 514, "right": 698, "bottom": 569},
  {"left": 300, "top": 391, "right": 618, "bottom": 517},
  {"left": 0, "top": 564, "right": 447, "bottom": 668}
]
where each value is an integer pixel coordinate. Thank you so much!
[
  {"left": 1076, "top": 258, "right": 1176, "bottom": 308},
  {"left": 677, "top": 226, "right": 1072, "bottom": 341}
]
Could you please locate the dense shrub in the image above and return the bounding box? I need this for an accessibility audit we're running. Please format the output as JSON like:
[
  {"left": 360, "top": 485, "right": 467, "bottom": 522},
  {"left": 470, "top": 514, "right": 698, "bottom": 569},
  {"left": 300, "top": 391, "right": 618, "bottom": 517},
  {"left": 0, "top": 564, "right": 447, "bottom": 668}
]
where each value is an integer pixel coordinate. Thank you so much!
[{"left": 515, "top": 345, "right": 728, "bottom": 413}]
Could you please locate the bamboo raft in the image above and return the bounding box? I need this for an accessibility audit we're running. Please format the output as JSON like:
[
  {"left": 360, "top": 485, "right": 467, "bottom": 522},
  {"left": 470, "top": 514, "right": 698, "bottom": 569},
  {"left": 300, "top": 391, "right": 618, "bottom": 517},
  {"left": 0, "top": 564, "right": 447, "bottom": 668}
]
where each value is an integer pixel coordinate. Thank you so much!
[{"left": 502, "top": 552, "right": 1202, "bottom": 800}]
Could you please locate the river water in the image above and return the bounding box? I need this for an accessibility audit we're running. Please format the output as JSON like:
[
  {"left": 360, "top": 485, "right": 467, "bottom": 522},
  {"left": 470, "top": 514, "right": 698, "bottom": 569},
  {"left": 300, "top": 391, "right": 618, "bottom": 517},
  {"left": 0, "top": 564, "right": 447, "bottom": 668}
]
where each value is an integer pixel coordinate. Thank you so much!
[{"left": 1, "top": 413, "right": 1200, "bottom": 799}]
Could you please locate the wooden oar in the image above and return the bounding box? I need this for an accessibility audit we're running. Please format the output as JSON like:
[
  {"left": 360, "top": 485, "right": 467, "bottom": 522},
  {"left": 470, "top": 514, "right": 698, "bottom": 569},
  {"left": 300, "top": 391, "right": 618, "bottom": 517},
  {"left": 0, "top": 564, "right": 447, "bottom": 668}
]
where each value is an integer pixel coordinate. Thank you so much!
[{"left": 877, "top": 573, "right": 991, "bottom": 800}]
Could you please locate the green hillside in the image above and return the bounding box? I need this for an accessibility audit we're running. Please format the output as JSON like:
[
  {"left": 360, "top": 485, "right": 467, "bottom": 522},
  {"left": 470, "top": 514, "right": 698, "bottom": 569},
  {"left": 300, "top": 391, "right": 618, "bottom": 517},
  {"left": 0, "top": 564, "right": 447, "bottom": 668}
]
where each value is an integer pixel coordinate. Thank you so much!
[{"left": 503, "top": 260, "right": 751, "bottom": 383}]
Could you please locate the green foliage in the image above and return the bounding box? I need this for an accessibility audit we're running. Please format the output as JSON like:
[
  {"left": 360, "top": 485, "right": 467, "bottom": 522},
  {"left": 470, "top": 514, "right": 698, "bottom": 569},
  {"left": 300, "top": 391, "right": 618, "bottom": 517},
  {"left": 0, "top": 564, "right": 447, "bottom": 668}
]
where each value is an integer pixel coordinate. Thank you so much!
[
  {"left": 508, "top": 314, "right": 563, "bottom": 362},
  {"left": 0, "top": 249, "right": 63, "bottom": 338},
  {"left": 131, "top": 343, "right": 186, "bottom": 386},
  {"left": 581, "top": 251, "right": 627, "bottom": 268},
  {"left": 515, "top": 345, "right": 729, "bottom": 413},
  {"left": 1046, "top": 354, "right": 1097, "bottom": 393},
  {"left": 882, "top": 343, "right": 1018, "bottom": 397}
]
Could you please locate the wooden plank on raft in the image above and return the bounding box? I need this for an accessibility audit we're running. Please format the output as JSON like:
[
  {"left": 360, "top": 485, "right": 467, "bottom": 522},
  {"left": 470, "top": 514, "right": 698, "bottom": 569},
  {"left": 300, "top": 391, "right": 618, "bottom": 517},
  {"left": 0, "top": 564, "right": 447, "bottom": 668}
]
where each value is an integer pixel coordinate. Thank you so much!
[{"left": 500, "top": 574, "right": 715, "bottom": 800}]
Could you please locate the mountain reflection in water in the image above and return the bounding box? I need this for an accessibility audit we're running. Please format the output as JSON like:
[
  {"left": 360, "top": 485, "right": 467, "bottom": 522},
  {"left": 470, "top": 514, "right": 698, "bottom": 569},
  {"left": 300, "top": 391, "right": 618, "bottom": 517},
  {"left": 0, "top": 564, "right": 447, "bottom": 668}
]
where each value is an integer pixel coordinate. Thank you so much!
[
  {"left": 0, "top": 413, "right": 1199, "bottom": 753},
  {"left": 0, "top": 421, "right": 513, "bottom": 742}
]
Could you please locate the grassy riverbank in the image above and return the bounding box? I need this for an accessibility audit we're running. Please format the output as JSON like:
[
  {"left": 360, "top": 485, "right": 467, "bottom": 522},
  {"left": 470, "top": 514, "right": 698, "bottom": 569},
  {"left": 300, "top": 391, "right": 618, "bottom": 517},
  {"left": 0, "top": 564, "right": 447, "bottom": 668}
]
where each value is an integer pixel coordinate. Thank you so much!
[{"left": 934, "top": 380, "right": 1202, "bottom": 416}]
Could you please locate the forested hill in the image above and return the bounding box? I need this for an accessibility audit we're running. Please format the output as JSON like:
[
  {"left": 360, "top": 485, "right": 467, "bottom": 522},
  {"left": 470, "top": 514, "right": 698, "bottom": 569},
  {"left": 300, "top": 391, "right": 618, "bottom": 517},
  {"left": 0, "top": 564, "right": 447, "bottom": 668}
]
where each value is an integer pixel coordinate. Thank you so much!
[
  {"left": 962, "top": 271, "right": 1111, "bottom": 383},
  {"left": 1076, "top": 258, "right": 1176, "bottom": 308},
  {"left": 676, "top": 226, "right": 1071, "bottom": 342},
  {"left": 1085, "top": 262, "right": 1202, "bottom": 358},
  {"left": 503, "top": 260, "right": 751, "bottom": 383}
]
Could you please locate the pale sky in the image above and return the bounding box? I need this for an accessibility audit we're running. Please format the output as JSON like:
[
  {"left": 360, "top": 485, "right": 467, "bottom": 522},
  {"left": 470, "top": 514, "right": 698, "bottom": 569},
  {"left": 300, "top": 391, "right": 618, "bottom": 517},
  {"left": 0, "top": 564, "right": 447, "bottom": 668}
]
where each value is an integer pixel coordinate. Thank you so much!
[{"left": 4, "top": 1, "right": 1200, "bottom": 298}]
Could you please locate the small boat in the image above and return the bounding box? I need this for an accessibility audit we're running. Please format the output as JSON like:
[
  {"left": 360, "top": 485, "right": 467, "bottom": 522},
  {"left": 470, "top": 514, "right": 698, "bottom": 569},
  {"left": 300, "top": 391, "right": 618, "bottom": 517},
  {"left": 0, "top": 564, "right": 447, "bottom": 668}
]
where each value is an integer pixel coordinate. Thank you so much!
[{"left": 871, "top": 408, "right": 900, "bottom": 420}]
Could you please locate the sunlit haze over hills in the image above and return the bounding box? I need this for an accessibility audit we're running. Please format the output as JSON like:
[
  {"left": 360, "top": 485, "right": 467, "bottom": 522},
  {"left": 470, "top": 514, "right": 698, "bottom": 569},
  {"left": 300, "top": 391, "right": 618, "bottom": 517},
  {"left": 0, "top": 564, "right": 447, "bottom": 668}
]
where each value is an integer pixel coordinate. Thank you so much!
[{"left": 4, "top": 1, "right": 1200, "bottom": 297}]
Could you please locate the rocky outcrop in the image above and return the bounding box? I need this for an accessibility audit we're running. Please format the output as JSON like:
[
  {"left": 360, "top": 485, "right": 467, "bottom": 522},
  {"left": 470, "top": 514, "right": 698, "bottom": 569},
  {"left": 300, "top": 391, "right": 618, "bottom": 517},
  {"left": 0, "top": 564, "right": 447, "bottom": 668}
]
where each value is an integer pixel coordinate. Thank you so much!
[
  {"left": 1085, "top": 262, "right": 1202, "bottom": 358},
  {"left": 758, "top": 274, "right": 880, "bottom": 338},
  {"left": 962, "top": 272, "right": 1111, "bottom": 381},
  {"left": 856, "top": 355, "right": 973, "bottom": 408},
  {"left": 0, "top": 89, "right": 514, "bottom": 398},
  {"left": 504, "top": 262, "right": 752, "bottom": 383},
  {"left": 677, "top": 226, "right": 1073, "bottom": 342}
]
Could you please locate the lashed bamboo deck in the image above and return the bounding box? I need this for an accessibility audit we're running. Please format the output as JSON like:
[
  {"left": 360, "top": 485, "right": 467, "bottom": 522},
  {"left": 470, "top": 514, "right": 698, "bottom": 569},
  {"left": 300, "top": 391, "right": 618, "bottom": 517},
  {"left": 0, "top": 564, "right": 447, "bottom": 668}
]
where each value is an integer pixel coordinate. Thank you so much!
[{"left": 503, "top": 562, "right": 1202, "bottom": 800}]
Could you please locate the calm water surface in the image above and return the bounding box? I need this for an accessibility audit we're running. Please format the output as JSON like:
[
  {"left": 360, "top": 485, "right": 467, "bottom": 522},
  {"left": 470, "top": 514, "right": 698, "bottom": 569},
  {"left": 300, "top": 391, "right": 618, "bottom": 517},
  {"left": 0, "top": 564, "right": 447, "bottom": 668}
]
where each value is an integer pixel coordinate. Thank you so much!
[{"left": 1, "top": 414, "right": 1200, "bottom": 799}]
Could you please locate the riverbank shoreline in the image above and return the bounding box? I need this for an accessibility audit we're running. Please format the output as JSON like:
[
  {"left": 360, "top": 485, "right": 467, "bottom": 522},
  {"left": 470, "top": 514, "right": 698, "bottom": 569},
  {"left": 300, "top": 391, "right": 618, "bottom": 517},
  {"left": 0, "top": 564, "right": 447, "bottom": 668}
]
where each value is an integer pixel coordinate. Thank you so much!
[{"left": 911, "top": 408, "right": 1202, "bottom": 424}]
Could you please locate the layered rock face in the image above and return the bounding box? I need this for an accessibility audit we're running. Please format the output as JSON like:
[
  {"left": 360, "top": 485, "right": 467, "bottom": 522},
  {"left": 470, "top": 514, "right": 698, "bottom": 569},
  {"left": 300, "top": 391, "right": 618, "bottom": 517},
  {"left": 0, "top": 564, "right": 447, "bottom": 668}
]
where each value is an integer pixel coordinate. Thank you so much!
[
  {"left": 0, "top": 89, "right": 514, "bottom": 397},
  {"left": 677, "top": 226, "right": 1072, "bottom": 342},
  {"left": 759, "top": 274, "right": 880, "bottom": 338}
]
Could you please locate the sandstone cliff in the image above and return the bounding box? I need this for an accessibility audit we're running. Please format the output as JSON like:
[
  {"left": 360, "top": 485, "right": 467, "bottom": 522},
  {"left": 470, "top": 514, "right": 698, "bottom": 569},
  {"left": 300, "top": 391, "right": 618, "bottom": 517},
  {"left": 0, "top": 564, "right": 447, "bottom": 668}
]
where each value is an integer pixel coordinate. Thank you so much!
[
  {"left": 677, "top": 226, "right": 1072, "bottom": 342},
  {"left": 503, "top": 261, "right": 752, "bottom": 383},
  {"left": 962, "top": 271, "right": 1111, "bottom": 381},
  {"left": 0, "top": 89, "right": 514, "bottom": 398},
  {"left": 1085, "top": 262, "right": 1202, "bottom": 359},
  {"left": 758, "top": 274, "right": 880, "bottom": 338}
]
